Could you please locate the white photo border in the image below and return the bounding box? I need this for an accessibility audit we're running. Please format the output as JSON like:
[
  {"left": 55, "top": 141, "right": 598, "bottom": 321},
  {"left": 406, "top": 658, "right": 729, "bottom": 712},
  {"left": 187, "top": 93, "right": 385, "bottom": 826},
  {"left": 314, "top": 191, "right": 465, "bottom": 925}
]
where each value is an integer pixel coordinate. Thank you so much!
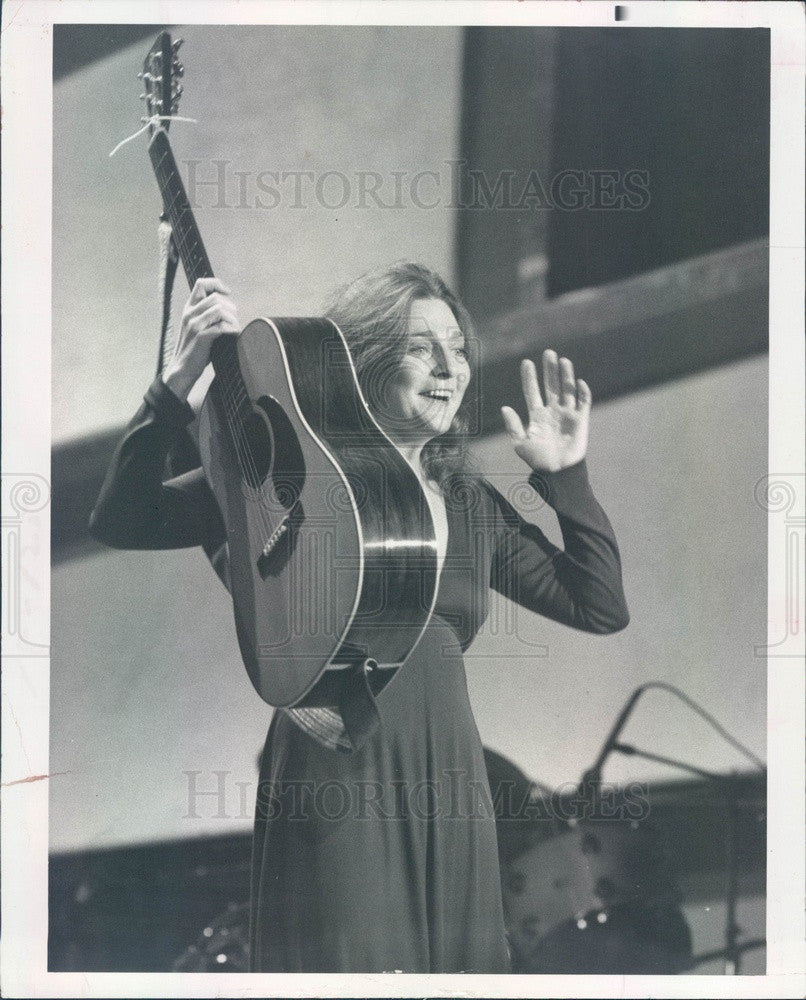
[{"left": 1, "top": 1, "right": 803, "bottom": 997}]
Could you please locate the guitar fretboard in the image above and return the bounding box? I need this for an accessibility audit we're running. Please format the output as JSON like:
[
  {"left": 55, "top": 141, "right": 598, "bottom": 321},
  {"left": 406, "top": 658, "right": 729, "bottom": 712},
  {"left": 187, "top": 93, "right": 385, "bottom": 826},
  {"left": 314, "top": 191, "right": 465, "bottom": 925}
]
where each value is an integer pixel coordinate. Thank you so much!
[
  {"left": 148, "top": 127, "right": 249, "bottom": 428},
  {"left": 149, "top": 129, "right": 213, "bottom": 287}
]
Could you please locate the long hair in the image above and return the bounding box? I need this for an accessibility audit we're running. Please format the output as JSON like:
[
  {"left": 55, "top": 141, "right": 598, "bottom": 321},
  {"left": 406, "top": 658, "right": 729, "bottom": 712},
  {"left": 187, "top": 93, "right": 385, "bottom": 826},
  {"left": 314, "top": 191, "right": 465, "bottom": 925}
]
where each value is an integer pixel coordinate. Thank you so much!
[{"left": 323, "top": 262, "right": 477, "bottom": 487}]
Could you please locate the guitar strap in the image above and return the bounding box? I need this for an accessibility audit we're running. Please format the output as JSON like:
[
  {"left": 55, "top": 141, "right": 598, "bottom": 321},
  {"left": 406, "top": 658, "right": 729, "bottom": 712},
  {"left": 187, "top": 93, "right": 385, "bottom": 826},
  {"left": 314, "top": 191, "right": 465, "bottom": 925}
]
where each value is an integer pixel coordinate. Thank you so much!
[
  {"left": 156, "top": 217, "right": 180, "bottom": 376},
  {"left": 287, "top": 658, "right": 389, "bottom": 753},
  {"left": 155, "top": 218, "right": 232, "bottom": 593},
  {"left": 337, "top": 660, "right": 383, "bottom": 750}
]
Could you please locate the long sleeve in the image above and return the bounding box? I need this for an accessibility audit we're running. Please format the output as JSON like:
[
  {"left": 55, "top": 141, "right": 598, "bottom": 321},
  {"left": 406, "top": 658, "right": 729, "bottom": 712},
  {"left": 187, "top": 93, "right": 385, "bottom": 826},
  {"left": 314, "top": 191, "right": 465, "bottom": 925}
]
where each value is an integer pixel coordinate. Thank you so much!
[
  {"left": 88, "top": 376, "right": 226, "bottom": 552},
  {"left": 484, "top": 459, "right": 629, "bottom": 634}
]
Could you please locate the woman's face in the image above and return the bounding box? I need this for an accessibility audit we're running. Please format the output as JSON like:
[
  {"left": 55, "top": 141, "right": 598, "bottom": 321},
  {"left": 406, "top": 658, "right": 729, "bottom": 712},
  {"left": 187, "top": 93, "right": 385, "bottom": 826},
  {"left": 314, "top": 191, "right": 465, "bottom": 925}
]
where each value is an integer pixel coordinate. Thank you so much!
[{"left": 378, "top": 297, "right": 471, "bottom": 445}]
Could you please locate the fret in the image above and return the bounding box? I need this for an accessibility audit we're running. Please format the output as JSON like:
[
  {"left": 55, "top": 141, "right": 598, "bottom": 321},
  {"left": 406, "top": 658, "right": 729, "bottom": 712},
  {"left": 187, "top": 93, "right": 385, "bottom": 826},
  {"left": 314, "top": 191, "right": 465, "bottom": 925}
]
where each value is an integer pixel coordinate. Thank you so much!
[
  {"left": 148, "top": 129, "right": 213, "bottom": 285},
  {"left": 148, "top": 127, "right": 248, "bottom": 416}
]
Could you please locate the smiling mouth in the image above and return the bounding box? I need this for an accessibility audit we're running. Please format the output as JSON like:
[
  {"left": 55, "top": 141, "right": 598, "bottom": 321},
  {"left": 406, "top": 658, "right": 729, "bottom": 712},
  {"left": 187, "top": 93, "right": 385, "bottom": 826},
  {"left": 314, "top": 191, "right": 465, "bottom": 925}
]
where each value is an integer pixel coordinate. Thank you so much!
[{"left": 420, "top": 391, "right": 454, "bottom": 401}]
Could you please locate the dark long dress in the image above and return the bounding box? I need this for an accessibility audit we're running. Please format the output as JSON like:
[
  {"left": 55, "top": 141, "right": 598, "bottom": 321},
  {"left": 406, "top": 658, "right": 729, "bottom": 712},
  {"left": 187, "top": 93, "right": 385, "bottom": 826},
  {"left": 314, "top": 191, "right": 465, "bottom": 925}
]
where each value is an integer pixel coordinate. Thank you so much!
[{"left": 90, "top": 375, "right": 629, "bottom": 974}]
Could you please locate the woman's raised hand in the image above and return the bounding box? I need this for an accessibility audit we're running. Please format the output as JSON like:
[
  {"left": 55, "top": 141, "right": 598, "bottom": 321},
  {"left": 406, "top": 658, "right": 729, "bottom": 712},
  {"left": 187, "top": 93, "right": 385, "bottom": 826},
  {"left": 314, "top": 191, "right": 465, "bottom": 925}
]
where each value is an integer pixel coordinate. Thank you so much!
[
  {"left": 162, "top": 278, "right": 241, "bottom": 402},
  {"left": 500, "top": 349, "right": 591, "bottom": 473}
]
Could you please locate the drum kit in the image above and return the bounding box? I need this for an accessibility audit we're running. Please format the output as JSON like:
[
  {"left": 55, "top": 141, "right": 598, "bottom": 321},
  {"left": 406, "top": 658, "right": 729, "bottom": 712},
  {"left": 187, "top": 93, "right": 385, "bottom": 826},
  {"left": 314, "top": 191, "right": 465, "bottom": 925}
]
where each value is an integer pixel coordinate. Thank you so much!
[{"left": 486, "top": 710, "right": 767, "bottom": 975}]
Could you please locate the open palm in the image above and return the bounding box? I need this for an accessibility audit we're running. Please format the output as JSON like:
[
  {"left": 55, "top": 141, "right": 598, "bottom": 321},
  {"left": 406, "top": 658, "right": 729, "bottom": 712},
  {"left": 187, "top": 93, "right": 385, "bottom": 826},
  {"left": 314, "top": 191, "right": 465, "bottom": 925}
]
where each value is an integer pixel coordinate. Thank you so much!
[{"left": 501, "top": 349, "right": 591, "bottom": 473}]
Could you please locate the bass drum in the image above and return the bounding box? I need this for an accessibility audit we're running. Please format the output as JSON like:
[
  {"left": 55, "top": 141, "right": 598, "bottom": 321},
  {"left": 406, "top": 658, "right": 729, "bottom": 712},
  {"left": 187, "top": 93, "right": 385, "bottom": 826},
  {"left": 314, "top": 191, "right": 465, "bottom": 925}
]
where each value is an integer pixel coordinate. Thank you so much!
[
  {"left": 517, "top": 900, "right": 692, "bottom": 974},
  {"left": 502, "top": 819, "right": 692, "bottom": 974}
]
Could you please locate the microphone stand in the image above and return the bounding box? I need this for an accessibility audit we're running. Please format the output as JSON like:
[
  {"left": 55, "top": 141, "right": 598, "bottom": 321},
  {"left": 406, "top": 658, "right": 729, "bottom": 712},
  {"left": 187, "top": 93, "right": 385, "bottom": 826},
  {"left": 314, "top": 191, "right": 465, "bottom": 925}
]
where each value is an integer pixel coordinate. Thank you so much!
[
  {"left": 577, "top": 684, "right": 649, "bottom": 809},
  {"left": 612, "top": 741, "right": 765, "bottom": 975}
]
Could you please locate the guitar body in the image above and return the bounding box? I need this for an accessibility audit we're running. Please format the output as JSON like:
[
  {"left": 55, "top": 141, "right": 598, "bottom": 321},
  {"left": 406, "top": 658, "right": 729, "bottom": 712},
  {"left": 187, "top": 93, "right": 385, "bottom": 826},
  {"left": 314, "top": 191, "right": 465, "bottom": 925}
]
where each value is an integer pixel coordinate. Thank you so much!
[{"left": 198, "top": 317, "right": 439, "bottom": 707}]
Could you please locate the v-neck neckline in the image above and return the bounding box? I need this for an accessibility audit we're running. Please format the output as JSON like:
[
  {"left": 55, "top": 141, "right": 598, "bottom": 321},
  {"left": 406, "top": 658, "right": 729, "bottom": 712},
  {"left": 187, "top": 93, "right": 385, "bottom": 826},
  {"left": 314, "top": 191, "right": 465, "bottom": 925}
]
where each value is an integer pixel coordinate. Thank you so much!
[{"left": 429, "top": 475, "right": 466, "bottom": 578}]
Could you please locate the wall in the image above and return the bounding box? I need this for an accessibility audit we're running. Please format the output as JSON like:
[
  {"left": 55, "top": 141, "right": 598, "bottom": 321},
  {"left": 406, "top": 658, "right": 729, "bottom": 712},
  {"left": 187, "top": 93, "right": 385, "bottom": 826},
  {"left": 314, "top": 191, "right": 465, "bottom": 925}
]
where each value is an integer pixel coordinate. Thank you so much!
[{"left": 470, "top": 353, "right": 767, "bottom": 789}]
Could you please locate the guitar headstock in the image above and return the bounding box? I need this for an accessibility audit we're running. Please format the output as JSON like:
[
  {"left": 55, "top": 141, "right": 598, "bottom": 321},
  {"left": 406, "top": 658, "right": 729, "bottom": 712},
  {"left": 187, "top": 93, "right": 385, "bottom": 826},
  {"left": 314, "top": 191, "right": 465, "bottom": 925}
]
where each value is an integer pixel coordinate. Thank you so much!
[{"left": 138, "top": 31, "right": 184, "bottom": 132}]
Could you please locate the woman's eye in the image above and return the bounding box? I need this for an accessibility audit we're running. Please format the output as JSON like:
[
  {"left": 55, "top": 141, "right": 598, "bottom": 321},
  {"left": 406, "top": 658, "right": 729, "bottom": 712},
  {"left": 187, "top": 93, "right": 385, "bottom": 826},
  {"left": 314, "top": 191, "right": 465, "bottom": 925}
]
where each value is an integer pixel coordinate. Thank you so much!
[
  {"left": 454, "top": 347, "right": 469, "bottom": 359},
  {"left": 408, "top": 344, "right": 430, "bottom": 357}
]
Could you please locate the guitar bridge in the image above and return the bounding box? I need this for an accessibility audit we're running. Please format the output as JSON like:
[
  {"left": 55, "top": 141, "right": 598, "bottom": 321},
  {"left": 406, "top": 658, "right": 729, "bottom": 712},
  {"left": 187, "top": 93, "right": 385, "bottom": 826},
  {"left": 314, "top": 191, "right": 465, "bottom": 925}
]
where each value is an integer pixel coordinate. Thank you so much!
[
  {"left": 256, "top": 500, "right": 305, "bottom": 579},
  {"left": 262, "top": 519, "right": 289, "bottom": 556}
]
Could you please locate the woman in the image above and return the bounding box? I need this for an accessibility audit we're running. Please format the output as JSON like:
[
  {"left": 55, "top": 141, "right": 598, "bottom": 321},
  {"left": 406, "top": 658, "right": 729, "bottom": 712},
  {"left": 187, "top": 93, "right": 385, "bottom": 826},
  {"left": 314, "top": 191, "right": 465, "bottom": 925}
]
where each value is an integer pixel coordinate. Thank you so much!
[{"left": 89, "top": 262, "right": 629, "bottom": 974}]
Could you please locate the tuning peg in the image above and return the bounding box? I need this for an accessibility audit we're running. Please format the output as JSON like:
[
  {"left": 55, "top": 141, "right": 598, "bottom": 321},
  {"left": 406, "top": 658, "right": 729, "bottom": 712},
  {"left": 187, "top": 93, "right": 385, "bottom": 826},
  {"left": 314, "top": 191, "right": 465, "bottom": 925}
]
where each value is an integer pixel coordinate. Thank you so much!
[
  {"left": 172, "top": 62, "right": 184, "bottom": 77},
  {"left": 173, "top": 83, "right": 184, "bottom": 98},
  {"left": 139, "top": 93, "right": 147, "bottom": 100},
  {"left": 172, "top": 38, "right": 184, "bottom": 51}
]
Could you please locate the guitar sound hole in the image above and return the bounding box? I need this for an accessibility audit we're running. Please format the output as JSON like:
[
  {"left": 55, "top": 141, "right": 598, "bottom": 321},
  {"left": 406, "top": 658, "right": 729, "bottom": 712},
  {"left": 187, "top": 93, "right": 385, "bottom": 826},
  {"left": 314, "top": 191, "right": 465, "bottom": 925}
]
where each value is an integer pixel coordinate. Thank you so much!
[
  {"left": 256, "top": 396, "right": 306, "bottom": 508},
  {"left": 243, "top": 409, "right": 274, "bottom": 487}
]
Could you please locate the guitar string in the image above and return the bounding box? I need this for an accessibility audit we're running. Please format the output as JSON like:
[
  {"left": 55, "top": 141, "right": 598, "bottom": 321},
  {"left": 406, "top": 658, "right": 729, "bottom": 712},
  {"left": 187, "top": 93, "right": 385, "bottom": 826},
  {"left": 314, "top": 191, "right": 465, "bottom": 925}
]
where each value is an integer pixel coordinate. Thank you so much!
[
  {"left": 157, "top": 155, "right": 278, "bottom": 547},
  {"left": 215, "top": 350, "right": 273, "bottom": 500},
  {"left": 214, "top": 351, "right": 280, "bottom": 547},
  {"left": 154, "top": 145, "right": 293, "bottom": 540},
  {"left": 215, "top": 354, "right": 293, "bottom": 547},
  {"left": 200, "top": 312, "right": 273, "bottom": 503},
  {"left": 159, "top": 143, "right": 308, "bottom": 552},
  {"left": 203, "top": 326, "right": 279, "bottom": 544},
  {"left": 134, "top": 78, "right": 258, "bottom": 507},
  {"left": 214, "top": 347, "right": 304, "bottom": 545}
]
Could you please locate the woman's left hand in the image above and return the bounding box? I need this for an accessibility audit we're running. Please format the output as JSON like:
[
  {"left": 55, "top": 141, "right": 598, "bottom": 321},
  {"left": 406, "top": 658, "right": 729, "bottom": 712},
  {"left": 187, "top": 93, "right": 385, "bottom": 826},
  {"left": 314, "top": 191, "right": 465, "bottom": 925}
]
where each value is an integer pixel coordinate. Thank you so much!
[{"left": 501, "top": 349, "right": 591, "bottom": 473}]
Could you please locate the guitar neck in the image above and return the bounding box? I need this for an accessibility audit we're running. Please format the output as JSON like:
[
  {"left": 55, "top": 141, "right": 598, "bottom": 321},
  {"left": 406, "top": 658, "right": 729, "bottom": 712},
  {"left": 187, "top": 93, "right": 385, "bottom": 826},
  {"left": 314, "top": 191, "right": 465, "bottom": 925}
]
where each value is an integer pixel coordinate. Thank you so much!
[
  {"left": 148, "top": 127, "right": 243, "bottom": 397},
  {"left": 148, "top": 128, "right": 214, "bottom": 287}
]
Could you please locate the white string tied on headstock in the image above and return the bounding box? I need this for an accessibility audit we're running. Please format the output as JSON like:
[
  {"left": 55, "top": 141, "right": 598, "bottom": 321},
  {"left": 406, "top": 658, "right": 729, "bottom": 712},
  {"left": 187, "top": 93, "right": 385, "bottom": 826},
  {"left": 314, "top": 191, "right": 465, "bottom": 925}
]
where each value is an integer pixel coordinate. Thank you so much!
[{"left": 109, "top": 114, "right": 198, "bottom": 157}]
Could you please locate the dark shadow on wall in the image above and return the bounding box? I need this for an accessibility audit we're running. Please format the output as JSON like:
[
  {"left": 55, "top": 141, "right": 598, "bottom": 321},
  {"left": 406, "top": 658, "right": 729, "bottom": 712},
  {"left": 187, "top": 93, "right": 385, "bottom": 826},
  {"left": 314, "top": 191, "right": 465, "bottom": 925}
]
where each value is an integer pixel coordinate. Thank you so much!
[
  {"left": 456, "top": 26, "right": 770, "bottom": 313},
  {"left": 547, "top": 28, "right": 770, "bottom": 296},
  {"left": 53, "top": 25, "right": 163, "bottom": 81}
]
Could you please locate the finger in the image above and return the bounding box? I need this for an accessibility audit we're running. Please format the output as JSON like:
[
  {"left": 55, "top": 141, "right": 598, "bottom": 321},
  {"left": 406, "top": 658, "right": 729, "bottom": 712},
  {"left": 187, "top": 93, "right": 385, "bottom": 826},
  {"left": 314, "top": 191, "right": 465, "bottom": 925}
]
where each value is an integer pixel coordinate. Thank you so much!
[
  {"left": 542, "top": 349, "right": 561, "bottom": 404},
  {"left": 183, "top": 292, "right": 236, "bottom": 324},
  {"left": 520, "top": 359, "right": 544, "bottom": 413},
  {"left": 500, "top": 406, "right": 526, "bottom": 440},
  {"left": 192, "top": 277, "right": 231, "bottom": 296},
  {"left": 196, "top": 303, "right": 240, "bottom": 333},
  {"left": 558, "top": 356, "right": 576, "bottom": 406},
  {"left": 576, "top": 378, "right": 592, "bottom": 411},
  {"left": 209, "top": 301, "right": 239, "bottom": 327},
  {"left": 199, "top": 321, "right": 240, "bottom": 338},
  {"left": 205, "top": 318, "right": 240, "bottom": 335},
  {"left": 189, "top": 278, "right": 231, "bottom": 304}
]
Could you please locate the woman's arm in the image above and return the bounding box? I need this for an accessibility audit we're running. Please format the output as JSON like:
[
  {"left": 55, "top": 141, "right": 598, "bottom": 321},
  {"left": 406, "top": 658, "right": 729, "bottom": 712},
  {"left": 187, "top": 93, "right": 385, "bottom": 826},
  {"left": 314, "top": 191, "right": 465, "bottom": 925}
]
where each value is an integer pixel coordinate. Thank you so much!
[
  {"left": 489, "top": 348, "right": 629, "bottom": 633},
  {"left": 89, "top": 277, "right": 240, "bottom": 551},
  {"left": 88, "top": 376, "right": 225, "bottom": 550},
  {"left": 484, "top": 460, "right": 629, "bottom": 634}
]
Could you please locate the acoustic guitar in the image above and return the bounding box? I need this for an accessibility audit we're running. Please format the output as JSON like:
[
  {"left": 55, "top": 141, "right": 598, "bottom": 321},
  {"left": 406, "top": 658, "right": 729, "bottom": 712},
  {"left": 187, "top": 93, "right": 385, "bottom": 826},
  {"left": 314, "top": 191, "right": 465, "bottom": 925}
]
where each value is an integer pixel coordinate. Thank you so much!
[{"left": 139, "top": 32, "right": 438, "bottom": 708}]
